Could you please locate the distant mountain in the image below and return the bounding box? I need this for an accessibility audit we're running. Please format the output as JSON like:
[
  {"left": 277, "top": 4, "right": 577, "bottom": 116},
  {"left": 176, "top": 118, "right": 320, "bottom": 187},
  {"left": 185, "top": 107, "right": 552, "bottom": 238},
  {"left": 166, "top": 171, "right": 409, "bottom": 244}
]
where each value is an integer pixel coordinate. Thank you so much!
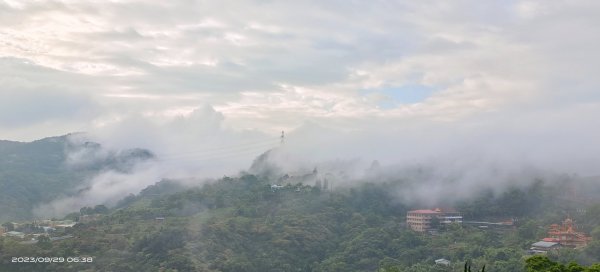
[
  {"left": 0, "top": 134, "right": 154, "bottom": 222},
  {"left": 2, "top": 144, "right": 600, "bottom": 271}
]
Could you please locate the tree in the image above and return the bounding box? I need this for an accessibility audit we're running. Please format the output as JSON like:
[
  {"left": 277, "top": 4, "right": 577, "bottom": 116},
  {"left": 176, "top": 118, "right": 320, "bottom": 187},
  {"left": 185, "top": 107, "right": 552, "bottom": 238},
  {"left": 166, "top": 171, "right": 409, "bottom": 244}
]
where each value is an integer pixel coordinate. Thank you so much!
[
  {"left": 464, "top": 261, "right": 485, "bottom": 272},
  {"left": 80, "top": 206, "right": 94, "bottom": 215},
  {"left": 163, "top": 254, "right": 195, "bottom": 271},
  {"left": 585, "top": 241, "right": 600, "bottom": 262},
  {"left": 93, "top": 205, "right": 109, "bottom": 214},
  {"left": 518, "top": 220, "right": 539, "bottom": 240},
  {"left": 36, "top": 235, "right": 52, "bottom": 249},
  {"left": 525, "top": 255, "right": 560, "bottom": 272},
  {"left": 315, "top": 179, "right": 322, "bottom": 190},
  {"left": 430, "top": 216, "right": 441, "bottom": 230},
  {"left": 523, "top": 255, "right": 597, "bottom": 272},
  {"left": 2, "top": 222, "right": 14, "bottom": 231}
]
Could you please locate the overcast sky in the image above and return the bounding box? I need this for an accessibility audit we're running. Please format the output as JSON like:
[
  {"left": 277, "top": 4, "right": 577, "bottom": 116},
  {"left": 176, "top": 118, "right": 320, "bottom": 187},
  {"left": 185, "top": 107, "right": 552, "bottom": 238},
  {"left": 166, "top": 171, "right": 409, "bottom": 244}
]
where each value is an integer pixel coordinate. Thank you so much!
[{"left": 2, "top": 0, "right": 600, "bottom": 174}]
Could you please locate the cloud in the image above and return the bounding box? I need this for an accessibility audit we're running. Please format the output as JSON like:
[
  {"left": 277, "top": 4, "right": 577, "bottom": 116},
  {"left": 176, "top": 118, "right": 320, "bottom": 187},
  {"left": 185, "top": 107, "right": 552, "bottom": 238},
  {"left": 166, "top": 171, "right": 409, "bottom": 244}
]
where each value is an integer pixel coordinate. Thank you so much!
[
  {"left": 85, "top": 105, "right": 275, "bottom": 176},
  {"left": 33, "top": 104, "right": 278, "bottom": 217},
  {"left": 3, "top": 0, "right": 597, "bottom": 136},
  {"left": 33, "top": 162, "right": 161, "bottom": 218},
  {"left": 2, "top": 1, "right": 600, "bottom": 211},
  {"left": 0, "top": 58, "right": 99, "bottom": 130}
]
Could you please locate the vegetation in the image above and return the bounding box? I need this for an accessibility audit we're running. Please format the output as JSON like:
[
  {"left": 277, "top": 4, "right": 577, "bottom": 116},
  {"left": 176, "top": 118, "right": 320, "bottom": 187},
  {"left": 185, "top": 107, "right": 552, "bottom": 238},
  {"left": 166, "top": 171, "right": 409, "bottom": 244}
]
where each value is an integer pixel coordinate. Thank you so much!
[
  {"left": 525, "top": 256, "right": 600, "bottom": 272},
  {"left": 1, "top": 139, "right": 600, "bottom": 271},
  {"left": 464, "top": 262, "right": 485, "bottom": 272},
  {"left": 0, "top": 135, "right": 153, "bottom": 222},
  {"left": 1, "top": 172, "right": 599, "bottom": 271}
]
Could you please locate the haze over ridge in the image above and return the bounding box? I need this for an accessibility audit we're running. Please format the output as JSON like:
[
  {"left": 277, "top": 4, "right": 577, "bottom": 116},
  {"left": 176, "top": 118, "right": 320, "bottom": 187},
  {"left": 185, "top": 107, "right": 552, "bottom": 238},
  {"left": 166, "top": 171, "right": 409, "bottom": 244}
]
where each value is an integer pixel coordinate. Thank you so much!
[{"left": 1, "top": 1, "right": 600, "bottom": 217}]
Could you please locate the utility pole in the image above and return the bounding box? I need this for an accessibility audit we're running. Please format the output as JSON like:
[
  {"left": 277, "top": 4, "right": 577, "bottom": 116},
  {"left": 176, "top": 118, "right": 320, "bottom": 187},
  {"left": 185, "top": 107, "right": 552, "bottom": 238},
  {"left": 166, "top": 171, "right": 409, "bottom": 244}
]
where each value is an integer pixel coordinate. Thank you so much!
[{"left": 280, "top": 131, "right": 285, "bottom": 145}]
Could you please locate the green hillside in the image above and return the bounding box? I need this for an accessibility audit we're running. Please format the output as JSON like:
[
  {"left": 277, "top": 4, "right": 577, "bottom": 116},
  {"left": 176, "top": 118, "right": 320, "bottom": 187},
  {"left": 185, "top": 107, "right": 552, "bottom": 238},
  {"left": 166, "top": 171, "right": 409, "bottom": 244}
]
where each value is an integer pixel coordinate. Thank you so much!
[
  {"left": 1, "top": 174, "right": 599, "bottom": 271},
  {"left": 1, "top": 143, "right": 600, "bottom": 271},
  {"left": 0, "top": 135, "right": 153, "bottom": 222}
]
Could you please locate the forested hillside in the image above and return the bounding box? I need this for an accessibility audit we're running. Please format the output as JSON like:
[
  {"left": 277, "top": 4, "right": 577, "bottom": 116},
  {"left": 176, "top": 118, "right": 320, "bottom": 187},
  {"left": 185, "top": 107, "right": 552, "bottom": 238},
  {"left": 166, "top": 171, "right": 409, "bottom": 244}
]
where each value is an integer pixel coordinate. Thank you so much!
[
  {"left": 2, "top": 173, "right": 599, "bottom": 272},
  {"left": 0, "top": 135, "right": 153, "bottom": 222}
]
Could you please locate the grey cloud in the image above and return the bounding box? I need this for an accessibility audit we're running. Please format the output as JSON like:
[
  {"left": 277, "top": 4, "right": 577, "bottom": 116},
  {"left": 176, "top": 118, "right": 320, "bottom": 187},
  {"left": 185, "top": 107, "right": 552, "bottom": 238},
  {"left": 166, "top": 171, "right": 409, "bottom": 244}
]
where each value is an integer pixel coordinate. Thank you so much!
[
  {"left": 0, "top": 58, "right": 99, "bottom": 128},
  {"left": 0, "top": 90, "right": 93, "bottom": 127},
  {"left": 1, "top": 1, "right": 600, "bottom": 189},
  {"left": 2, "top": 0, "right": 423, "bottom": 96}
]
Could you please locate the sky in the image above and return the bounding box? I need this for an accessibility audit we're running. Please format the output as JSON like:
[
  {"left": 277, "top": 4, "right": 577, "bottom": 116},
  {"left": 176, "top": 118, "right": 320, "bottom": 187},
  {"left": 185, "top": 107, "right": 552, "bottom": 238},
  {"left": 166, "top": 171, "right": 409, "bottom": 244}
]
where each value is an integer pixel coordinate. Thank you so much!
[{"left": 2, "top": 0, "right": 600, "bottom": 178}]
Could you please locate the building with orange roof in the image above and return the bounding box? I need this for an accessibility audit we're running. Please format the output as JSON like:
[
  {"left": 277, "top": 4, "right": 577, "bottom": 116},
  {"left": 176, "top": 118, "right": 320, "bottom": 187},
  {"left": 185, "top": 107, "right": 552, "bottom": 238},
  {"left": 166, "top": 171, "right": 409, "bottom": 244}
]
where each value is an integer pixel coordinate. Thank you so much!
[{"left": 542, "top": 218, "right": 591, "bottom": 248}]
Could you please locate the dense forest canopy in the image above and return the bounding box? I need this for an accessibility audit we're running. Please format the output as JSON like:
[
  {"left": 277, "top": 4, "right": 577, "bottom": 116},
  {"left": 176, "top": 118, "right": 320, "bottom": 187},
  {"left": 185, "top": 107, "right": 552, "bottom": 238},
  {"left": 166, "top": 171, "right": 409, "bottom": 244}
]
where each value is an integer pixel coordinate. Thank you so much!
[{"left": 2, "top": 167, "right": 600, "bottom": 271}]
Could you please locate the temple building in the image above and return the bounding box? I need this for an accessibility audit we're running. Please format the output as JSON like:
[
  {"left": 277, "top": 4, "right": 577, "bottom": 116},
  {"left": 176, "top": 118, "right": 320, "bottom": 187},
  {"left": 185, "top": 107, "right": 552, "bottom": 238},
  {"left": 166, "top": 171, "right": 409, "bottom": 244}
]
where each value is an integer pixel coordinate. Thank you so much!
[{"left": 542, "top": 218, "right": 591, "bottom": 248}]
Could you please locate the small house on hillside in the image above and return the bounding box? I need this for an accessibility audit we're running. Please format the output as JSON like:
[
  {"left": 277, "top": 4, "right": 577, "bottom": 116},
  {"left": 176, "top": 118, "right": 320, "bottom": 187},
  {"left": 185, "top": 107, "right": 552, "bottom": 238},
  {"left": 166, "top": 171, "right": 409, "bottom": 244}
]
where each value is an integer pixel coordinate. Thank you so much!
[
  {"left": 529, "top": 241, "right": 561, "bottom": 254},
  {"left": 4, "top": 231, "right": 25, "bottom": 239},
  {"left": 270, "top": 184, "right": 284, "bottom": 191},
  {"left": 435, "top": 258, "right": 451, "bottom": 266}
]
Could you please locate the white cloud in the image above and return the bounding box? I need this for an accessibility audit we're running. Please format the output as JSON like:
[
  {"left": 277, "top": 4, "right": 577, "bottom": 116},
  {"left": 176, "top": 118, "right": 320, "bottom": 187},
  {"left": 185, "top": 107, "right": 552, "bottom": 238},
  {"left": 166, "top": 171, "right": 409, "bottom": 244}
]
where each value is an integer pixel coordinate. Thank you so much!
[{"left": 1, "top": 0, "right": 599, "bottom": 177}]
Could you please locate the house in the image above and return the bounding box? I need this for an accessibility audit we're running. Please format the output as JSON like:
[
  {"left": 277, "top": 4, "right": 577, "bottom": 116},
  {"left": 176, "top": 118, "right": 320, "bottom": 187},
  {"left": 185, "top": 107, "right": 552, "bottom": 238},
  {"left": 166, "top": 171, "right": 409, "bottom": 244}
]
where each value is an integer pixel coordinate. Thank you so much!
[
  {"left": 4, "top": 231, "right": 26, "bottom": 239},
  {"left": 54, "top": 223, "right": 76, "bottom": 230},
  {"left": 463, "top": 219, "right": 515, "bottom": 230},
  {"left": 435, "top": 258, "right": 451, "bottom": 266},
  {"left": 270, "top": 184, "right": 284, "bottom": 191},
  {"left": 529, "top": 241, "right": 561, "bottom": 254},
  {"left": 42, "top": 226, "right": 56, "bottom": 233},
  {"left": 51, "top": 220, "right": 75, "bottom": 228},
  {"left": 406, "top": 208, "right": 463, "bottom": 232},
  {"left": 19, "top": 239, "right": 38, "bottom": 245},
  {"left": 9, "top": 222, "right": 20, "bottom": 229}
]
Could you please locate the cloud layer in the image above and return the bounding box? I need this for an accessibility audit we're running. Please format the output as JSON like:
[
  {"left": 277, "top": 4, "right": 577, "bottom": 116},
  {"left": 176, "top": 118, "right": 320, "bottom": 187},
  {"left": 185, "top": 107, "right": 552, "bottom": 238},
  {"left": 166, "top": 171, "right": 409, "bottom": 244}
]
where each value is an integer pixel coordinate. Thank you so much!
[{"left": 2, "top": 1, "right": 600, "bottom": 179}]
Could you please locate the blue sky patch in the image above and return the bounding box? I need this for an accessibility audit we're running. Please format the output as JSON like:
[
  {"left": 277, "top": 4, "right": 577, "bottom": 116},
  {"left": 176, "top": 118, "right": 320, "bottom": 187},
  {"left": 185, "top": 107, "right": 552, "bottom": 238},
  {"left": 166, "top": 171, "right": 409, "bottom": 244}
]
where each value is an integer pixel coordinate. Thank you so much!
[{"left": 361, "top": 84, "right": 436, "bottom": 109}]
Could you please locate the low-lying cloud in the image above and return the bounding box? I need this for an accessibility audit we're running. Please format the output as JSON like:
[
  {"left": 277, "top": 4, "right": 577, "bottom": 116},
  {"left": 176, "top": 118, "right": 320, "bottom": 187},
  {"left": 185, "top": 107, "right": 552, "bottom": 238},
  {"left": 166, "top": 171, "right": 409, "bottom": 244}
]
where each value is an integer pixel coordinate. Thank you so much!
[{"left": 4, "top": 0, "right": 599, "bottom": 216}]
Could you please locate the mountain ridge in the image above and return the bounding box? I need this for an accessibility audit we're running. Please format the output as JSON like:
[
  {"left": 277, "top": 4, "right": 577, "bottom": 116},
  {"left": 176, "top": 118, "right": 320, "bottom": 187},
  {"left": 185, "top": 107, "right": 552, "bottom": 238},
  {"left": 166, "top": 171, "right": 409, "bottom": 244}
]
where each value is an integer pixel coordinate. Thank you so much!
[{"left": 0, "top": 134, "right": 154, "bottom": 222}]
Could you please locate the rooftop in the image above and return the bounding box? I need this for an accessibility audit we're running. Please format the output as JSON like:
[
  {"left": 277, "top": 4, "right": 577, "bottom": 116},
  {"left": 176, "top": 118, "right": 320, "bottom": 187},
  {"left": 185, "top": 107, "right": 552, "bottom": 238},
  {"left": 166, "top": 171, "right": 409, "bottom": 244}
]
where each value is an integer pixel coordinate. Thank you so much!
[
  {"left": 408, "top": 209, "right": 441, "bottom": 214},
  {"left": 532, "top": 241, "right": 560, "bottom": 248},
  {"left": 435, "top": 259, "right": 451, "bottom": 266}
]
